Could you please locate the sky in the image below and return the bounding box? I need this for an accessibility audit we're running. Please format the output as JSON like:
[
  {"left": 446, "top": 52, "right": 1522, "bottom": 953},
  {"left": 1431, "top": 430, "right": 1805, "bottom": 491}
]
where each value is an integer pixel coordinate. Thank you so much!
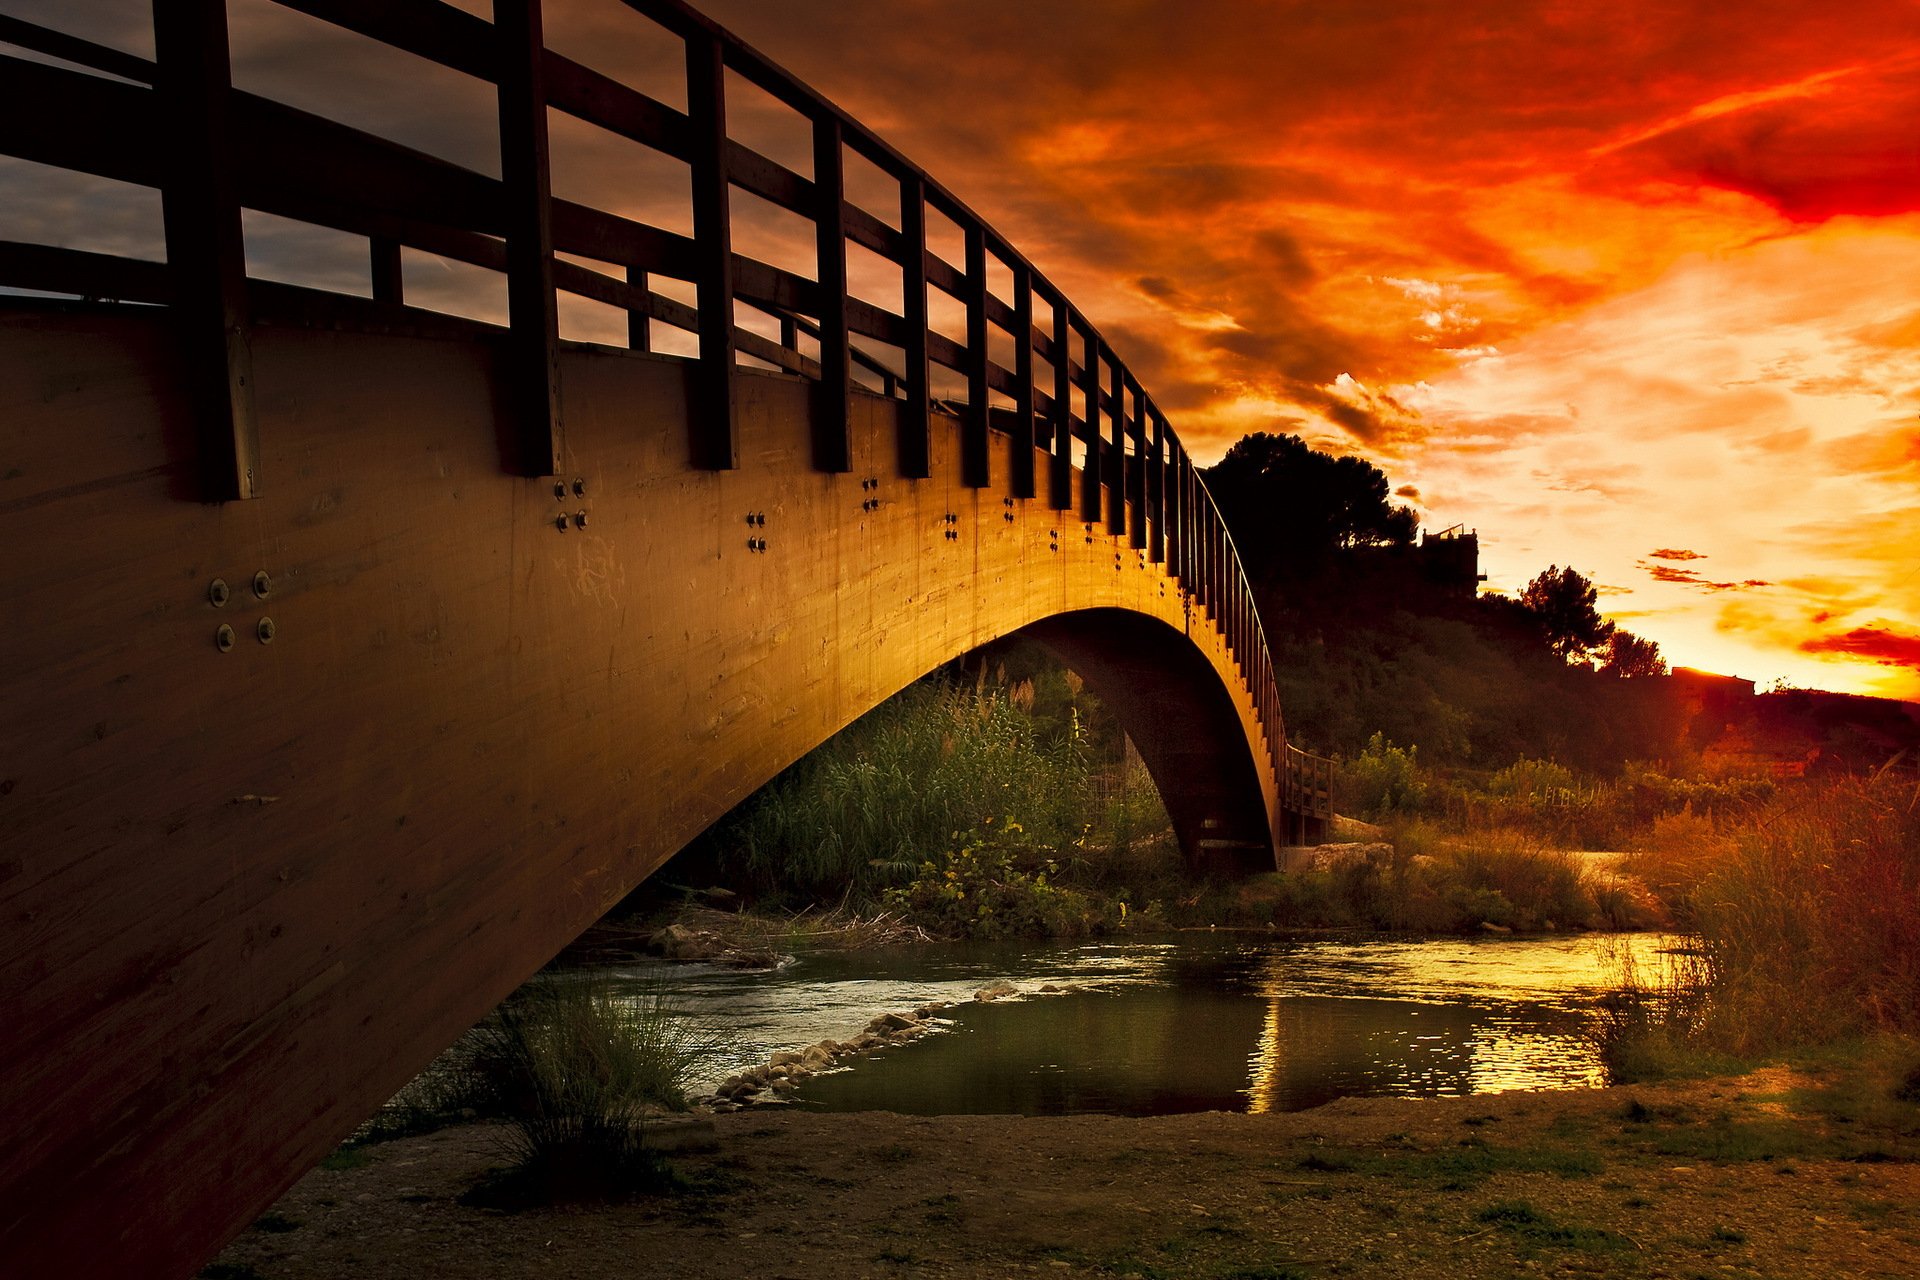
[{"left": 5, "top": 0, "right": 1918, "bottom": 697}]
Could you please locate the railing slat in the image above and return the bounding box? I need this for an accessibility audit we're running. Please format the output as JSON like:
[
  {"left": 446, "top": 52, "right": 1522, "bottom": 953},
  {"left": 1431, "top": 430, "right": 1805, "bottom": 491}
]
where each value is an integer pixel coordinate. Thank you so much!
[
  {"left": 494, "top": 0, "right": 564, "bottom": 478},
  {"left": 1079, "top": 330, "right": 1102, "bottom": 523},
  {"left": 811, "top": 115, "right": 852, "bottom": 472},
  {"left": 155, "top": 0, "right": 259, "bottom": 502},
  {"left": 684, "top": 28, "right": 735, "bottom": 469},
  {"left": 1105, "top": 359, "right": 1125, "bottom": 536},
  {"left": 961, "top": 223, "right": 990, "bottom": 488},
  {"left": 897, "top": 174, "right": 932, "bottom": 479},
  {"left": 1010, "top": 263, "right": 1036, "bottom": 500},
  {"left": 1049, "top": 298, "right": 1073, "bottom": 509}
]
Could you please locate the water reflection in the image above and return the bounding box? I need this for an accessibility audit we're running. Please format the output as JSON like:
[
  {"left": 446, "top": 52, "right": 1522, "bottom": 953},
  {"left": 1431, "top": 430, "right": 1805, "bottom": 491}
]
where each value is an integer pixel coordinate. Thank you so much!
[{"left": 629, "top": 932, "right": 1664, "bottom": 1117}]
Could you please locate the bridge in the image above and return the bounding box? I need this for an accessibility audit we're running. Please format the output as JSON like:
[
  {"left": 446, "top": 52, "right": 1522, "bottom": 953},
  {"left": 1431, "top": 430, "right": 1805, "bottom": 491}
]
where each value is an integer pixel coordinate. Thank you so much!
[{"left": 0, "top": 2, "right": 1331, "bottom": 1274}]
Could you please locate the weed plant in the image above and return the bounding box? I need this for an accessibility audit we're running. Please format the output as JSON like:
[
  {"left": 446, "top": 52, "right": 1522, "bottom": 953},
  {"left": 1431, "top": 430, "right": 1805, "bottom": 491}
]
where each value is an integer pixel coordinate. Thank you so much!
[
  {"left": 708, "top": 681, "right": 1094, "bottom": 902},
  {"left": 462, "top": 976, "right": 729, "bottom": 1204}
]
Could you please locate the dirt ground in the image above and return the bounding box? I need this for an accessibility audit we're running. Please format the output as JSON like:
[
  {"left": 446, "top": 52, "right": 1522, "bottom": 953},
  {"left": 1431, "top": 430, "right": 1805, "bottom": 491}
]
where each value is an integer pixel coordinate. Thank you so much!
[{"left": 211, "top": 1067, "right": 1920, "bottom": 1280}]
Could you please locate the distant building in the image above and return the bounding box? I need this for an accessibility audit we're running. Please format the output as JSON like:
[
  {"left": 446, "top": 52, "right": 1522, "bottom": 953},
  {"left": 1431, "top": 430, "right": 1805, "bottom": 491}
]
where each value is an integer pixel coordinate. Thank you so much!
[{"left": 1342, "top": 525, "right": 1486, "bottom": 604}]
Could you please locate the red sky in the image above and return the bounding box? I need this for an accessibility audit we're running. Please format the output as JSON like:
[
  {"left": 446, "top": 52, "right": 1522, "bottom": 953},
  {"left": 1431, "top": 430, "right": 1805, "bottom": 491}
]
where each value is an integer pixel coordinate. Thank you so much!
[{"left": 7, "top": 0, "right": 1919, "bottom": 696}]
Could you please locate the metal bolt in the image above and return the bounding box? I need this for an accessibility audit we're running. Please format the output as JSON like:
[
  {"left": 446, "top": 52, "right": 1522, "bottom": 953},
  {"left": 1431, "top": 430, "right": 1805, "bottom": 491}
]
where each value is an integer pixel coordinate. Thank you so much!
[
  {"left": 251, "top": 570, "right": 271, "bottom": 600},
  {"left": 553, "top": 481, "right": 567, "bottom": 500},
  {"left": 207, "top": 578, "right": 230, "bottom": 608},
  {"left": 257, "top": 617, "right": 276, "bottom": 644},
  {"left": 555, "top": 514, "right": 570, "bottom": 532},
  {"left": 572, "top": 478, "right": 586, "bottom": 498},
  {"left": 573, "top": 510, "right": 589, "bottom": 530},
  {"left": 215, "top": 624, "right": 235, "bottom": 652}
]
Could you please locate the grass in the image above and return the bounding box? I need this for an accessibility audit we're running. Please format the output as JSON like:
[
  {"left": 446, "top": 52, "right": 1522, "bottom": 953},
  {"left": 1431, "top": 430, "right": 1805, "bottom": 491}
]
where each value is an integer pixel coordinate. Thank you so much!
[
  {"left": 1594, "top": 776, "right": 1920, "bottom": 1077},
  {"left": 1473, "top": 1199, "right": 1632, "bottom": 1252},
  {"left": 457, "top": 975, "right": 731, "bottom": 1206}
]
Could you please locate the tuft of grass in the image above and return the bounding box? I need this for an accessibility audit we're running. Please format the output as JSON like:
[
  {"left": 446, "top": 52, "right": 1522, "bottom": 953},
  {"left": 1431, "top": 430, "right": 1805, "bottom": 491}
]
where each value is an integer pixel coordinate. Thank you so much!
[
  {"left": 1474, "top": 1199, "right": 1630, "bottom": 1252},
  {"left": 458, "top": 975, "right": 730, "bottom": 1206}
]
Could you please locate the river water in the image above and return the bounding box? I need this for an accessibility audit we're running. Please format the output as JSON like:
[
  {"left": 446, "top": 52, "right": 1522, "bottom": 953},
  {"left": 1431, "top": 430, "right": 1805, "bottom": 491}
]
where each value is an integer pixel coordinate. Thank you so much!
[{"left": 611, "top": 931, "right": 1667, "bottom": 1116}]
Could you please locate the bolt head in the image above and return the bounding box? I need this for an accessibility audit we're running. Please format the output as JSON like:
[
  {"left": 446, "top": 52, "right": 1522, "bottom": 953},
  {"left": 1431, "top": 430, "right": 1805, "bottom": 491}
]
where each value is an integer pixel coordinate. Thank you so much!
[
  {"left": 555, "top": 514, "right": 570, "bottom": 532},
  {"left": 257, "top": 617, "right": 275, "bottom": 644},
  {"left": 208, "top": 578, "right": 230, "bottom": 608},
  {"left": 573, "top": 511, "right": 588, "bottom": 530},
  {"left": 215, "top": 624, "right": 236, "bottom": 652},
  {"left": 251, "top": 570, "right": 271, "bottom": 600}
]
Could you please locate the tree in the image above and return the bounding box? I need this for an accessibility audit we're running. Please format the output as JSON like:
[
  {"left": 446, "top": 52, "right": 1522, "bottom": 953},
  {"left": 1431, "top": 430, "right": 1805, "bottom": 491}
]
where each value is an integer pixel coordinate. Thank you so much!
[
  {"left": 1599, "top": 629, "right": 1667, "bottom": 678},
  {"left": 1519, "top": 565, "right": 1614, "bottom": 662},
  {"left": 1201, "top": 432, "right": 1416, "bottom": 577}
]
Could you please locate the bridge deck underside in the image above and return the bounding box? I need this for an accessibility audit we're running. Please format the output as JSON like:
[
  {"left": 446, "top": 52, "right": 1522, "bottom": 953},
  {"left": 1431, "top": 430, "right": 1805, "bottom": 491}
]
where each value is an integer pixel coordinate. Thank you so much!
[{"left": 0, "top": 307, "right": 1283, "bottom": 1276}]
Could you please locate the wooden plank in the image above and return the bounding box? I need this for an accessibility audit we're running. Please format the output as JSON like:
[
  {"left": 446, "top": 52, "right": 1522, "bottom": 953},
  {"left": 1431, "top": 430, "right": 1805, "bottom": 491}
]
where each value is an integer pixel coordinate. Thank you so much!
[
  {"left": 625, "top": 266, "right": 650, "bottom": 350},
  {"left": 493, "top": 0, "right": 563, "bottom": 477},
  {"left": 1079, "top": 329, "right": 1101, "bottom": 523},
  {"left": 0, "top": 241, "right": 170, "bottom": 304},
  {"left": 1010, "top": 263, "right": 1035, "bottom": 499},
  {"left": 684, "top": 29, "right": 735, "bottom": 469},
  {"left": 1106, "top": 358, "right": 1126, "bottom": 536},
  {"left": 154, "top": 0, "right": 259, "bottom": 501},
  {"left": 1049, "top": 296, "right": 1072, "bottom": 509},
  {"left": 370, "top": 237, "right": 403, "bottom": 304},
  {"left": 897, "top": 174, "right": 931, "bottom": 479},
  {"left": 0, "top": 14, "right": 155, "bottom": 82},
  {"left": 1149, "top": 412, "right": 1165, "bottom": 564},
  {"left": 810, "top": 115, "right": 851, "bottom": 473},
  {"left": 1121, "top": 387, "right": 1136, "bottom": 552}
]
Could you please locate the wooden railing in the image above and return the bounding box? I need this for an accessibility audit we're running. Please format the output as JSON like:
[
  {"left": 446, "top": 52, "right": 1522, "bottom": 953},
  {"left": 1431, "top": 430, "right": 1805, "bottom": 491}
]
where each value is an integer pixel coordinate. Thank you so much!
[{"left": 0, "top": 0, "right": 1299, "bottom": 815}]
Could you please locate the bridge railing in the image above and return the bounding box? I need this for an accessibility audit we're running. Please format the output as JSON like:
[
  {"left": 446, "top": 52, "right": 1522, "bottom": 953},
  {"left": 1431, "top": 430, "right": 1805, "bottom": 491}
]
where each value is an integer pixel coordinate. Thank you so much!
[{"left": 0, "top": 0, "right": 1294, "bottom": 810}]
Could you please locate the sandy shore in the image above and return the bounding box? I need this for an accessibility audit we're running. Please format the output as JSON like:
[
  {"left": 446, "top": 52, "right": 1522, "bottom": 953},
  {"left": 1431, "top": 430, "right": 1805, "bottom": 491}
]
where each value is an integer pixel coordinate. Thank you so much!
[{"left": 210, "top": 1067, "right": 1919, "bottom": 1279}]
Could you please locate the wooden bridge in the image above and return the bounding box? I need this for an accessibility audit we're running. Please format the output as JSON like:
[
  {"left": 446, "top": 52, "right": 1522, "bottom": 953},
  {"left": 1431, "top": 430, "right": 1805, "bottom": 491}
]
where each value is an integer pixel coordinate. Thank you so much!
[{"left": 0, "top": 2, "right": 1332, "bottom": 1274}]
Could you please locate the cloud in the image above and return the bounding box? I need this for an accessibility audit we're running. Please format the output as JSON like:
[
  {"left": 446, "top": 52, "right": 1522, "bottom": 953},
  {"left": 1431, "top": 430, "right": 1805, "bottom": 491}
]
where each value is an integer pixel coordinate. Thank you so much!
[
  {"left": 1639, "top": 562, "right": 1772, "bottom": 591},
  {"left": 1801, "top": 625, "right": 1920, "bottom": 671},
  {"left": 1649, "top": 548, "right": 1707, "bottom": 560}
]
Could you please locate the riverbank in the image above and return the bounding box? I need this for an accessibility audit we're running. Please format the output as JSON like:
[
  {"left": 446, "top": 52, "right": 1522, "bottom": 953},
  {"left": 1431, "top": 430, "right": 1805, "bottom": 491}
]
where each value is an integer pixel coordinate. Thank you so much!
[{"left": 209, "top": 1062, "right": 1919, "bottom": 1279}]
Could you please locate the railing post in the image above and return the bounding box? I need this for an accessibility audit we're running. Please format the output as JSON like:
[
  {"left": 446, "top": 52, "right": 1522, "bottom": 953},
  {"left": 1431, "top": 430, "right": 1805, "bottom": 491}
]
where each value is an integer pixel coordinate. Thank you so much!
[
  {"left": 1149, "top": 413, "right": 1166, "bottom": 564},
  {"left": 154, "top": 0, "right": 259, "bottom": 501},
  {"left": 685, "top": 29, "right": 736, "bottom": 469},
  {"left": 1106, "top": 357, "right": 1125, "bottom": 536},
  {"left": 1049, "top": 298, "right": 1073, "bottom": 509},
  {"left": 1121, "top": 387, "right": 1136, "bottom": 552},
  {"left": 961, "top": 222, "right": 990, "bottom": 488},
  {"left": 370, "top": 237, "right": 403, "bottom": 305},
  {"left": 810, "top": 114, "right": 851, "bottom": 473},
  {"left": 1010, "top": 261, "right": 1036, "bottom": 500},
  {"left": 898, "top": 174, "right": 931, "bottom": 479},
  {"left": 1078, "top": 328, "right": 1101, "bottom": 523},
  {"left": 494, "top": 0, "right": 564, "bottom": 478},
  {"left": 625, "top": 266, "right": 650, "bottom": 351}
]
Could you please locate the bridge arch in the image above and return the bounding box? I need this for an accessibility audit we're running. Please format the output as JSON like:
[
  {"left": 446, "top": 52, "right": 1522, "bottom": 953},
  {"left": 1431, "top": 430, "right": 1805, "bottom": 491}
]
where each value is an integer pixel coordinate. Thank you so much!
[{"left": 0, "top": 2, "right": 1326, "bottom": 1275}]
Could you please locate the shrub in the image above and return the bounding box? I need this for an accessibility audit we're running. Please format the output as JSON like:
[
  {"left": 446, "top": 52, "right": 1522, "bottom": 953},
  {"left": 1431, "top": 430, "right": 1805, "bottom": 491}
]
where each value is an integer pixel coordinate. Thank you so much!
[
  {"left": 1338, "top": 733, "right": 1426, "bottom": 818},
  {"left": 463, "top": 977, "right": 727, "bottom": 1203},
  {"left": 882, "top": 819, "right": 1116, "bottom": 939}
]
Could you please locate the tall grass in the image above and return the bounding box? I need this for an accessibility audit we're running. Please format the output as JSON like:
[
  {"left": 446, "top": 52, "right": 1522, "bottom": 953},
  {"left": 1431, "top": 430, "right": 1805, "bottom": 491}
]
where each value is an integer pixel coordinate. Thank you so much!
[
  {"left": 463, "top": 977, "right": 728, "bottom": 1202},
  {"left": 710, "top": 680, "right": 1097, "bottom": 901},
  {"left": 1596, "top": 776, "right": 1920, "bottom": 1075}
]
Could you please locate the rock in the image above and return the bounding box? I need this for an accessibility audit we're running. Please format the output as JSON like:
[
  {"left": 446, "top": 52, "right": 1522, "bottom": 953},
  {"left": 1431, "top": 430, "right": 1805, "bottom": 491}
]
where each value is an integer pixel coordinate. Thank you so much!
[
  {"left": 700, "top": 885, "right": 740, "bottom": 908},
  {"left": 913, "top": 1002, "right": 947, "bottom": 1019},
  {"left": 802, "top": 1046, "right": 834, "bottom": 1068},
  {"left": 867, "top": 1011, "right": 919, "bottom": 1033},
  {"left": 1038, "top": 983, "right": 1082, "bottom": 994},
  {"left": 813, "top": 1039, "right": 841, "bottom": 1055},
  {"left": 1479, "top": 921, "right": 1513, "bottom": 934},
  {"left": 770, "top": 1077, "right": 797, "bottom": 1095},
  {"left": 769, "top": 1051, "right": 804, "bottom": 1068},
  {"left": 647, "top": 923, "right": 701, "bottom": 958},
  {"left": 974, "top": 980, "right": 1019, "bottom": 1002},
  {"left": 718, "top": 949, "right": 781, "bottom": 969}
]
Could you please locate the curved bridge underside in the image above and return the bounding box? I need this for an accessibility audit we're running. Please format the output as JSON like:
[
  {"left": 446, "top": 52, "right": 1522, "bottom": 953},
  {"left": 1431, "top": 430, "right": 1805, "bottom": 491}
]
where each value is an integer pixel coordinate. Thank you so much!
[{"left": 0, "top": 310, "right": 1287, "bottom": 1275}]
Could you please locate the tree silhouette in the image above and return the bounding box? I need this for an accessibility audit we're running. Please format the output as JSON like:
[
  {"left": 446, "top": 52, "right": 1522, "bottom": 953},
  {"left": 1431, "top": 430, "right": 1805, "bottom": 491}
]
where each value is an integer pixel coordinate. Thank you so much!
[
  {"left": 1599, "top": 629, "right": 1667, "bottom": 678},
  {"left": 1201, "top": 432, "right": 1416, "bottom": 577},
  {"left": 1519, "top": 565, "right": 1615, "bottom": 662}
]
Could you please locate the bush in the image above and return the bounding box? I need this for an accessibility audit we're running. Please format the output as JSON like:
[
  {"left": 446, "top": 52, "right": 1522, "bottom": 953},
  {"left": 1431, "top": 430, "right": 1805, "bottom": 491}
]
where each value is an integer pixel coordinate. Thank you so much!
[
  {"left": 463, "top": 977, "right": 727, "bottom": 1203},
  {"left": 882, "top": 819, "right": 1117, "bottom": 940},
  {"left": 1338, "top": 733, "right": 1426, "bottom": 818}
]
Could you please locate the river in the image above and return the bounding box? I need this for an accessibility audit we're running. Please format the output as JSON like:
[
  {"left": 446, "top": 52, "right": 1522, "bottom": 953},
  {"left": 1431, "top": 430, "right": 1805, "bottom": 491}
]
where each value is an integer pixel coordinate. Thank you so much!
[{"left": 605, "top": 931, "right": 1670, "bottom": 1116}]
